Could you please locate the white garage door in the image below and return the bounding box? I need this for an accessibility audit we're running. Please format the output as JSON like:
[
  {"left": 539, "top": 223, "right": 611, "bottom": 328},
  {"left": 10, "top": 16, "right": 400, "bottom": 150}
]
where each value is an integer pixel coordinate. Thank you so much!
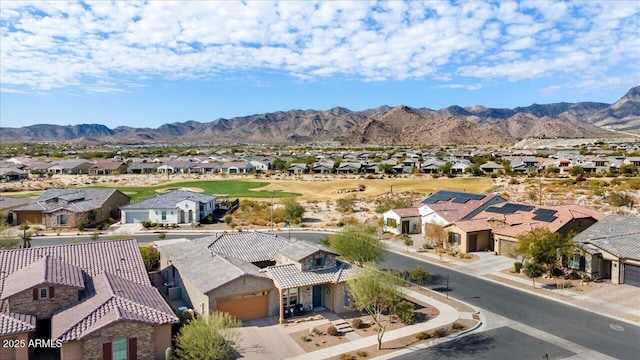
[{"left": 125, "top": 211, "right": 149, "bottom": 223}]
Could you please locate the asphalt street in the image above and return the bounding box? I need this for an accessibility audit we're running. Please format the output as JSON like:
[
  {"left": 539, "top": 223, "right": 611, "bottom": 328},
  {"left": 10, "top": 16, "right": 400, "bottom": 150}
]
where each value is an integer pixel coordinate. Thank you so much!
[
  {"left": 30, "top": 231, "right": 640, "bottom": 359},
  {"left": 380, "top": 250, "right": 640, "bottom": 360}
]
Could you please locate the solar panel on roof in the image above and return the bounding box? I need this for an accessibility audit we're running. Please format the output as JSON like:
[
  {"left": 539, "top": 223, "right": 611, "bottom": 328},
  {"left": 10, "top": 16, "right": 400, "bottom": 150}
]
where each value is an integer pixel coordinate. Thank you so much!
[
  {"left": 485, "top": 203, "right": 533, "bottom": 214},
  {"left": 532, "top": 208, "right": 558, "bottom": 222}
]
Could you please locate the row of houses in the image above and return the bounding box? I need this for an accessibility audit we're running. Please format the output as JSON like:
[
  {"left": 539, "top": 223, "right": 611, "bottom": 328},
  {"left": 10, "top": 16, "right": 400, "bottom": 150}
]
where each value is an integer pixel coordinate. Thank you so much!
[
  {"left": 2, "top": 149, "right": 640, "bottom": 180},
  {"left": 383, "top": 190, "right": 640, "bottom": 287}
]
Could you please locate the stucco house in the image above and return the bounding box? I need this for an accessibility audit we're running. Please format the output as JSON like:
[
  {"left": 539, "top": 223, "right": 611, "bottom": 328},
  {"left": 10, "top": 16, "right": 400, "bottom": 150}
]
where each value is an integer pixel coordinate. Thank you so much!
[
  {"left": 47, "top": 160, "right": 93, "bottom": 175},
  {"left": 445, "top": 202, "right": 603, "bottom": 254},
  {"left": 89, "top": 160, "right": 128, "bottom": 175},
  {"left": 120, "top": 189, "right": 216, "bottom": 224},
  {"left": 0, "top": 240, "right": 178, "bottom": 360},
  {"left": 572, "top": 215, "right": 640, "bottom": 286},
  {"left": 383, "top": 207, "right": 421, "bottom": 235},
  {"left": 156, "top": 232, "right": 362, "bottom": 324},
  {"left": 11, "top": 189, "right": 130, "bottom": 228},
  {"left": 417, "top": 190, "right": 507, "bottom": 238}
]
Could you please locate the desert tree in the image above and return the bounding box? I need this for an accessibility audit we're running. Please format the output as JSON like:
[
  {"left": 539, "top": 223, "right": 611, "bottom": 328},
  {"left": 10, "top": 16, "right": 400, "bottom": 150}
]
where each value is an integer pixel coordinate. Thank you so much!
[
  {"left": 283, "top": 199, "right": 305, "bottom": 223},
  {"left": 347, "top": 270, "right": 404, "bottom": 350},
  {"left": 18, "top": 223, "right": 33, "bottom": 249},
  {"left": 325, "top": 224, "right": 384, "bottom": 266},
  {"left": 409, "top": 266, "right": 430, "bottom": 286},
  {"left": 174, "top": 311, "right": 241, "bottom": 360},
  {"left": 523, "top": 261, "right": 544, "bottom": 289},
  {"left": 401, "top": 235, "right": 414, "bottom": 252},
  {"left": 516, "top": 228, "right": 575, "bottom": 278},
  {"left": 424, "top": 224, "right": 449, "bottom": 250}
]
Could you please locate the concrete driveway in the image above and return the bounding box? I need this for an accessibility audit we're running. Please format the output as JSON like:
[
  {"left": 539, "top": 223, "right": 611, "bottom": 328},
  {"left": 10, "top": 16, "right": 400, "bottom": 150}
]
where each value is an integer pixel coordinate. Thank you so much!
[{"left": 234, "top": 315, "right": 327, "bottom": 360}]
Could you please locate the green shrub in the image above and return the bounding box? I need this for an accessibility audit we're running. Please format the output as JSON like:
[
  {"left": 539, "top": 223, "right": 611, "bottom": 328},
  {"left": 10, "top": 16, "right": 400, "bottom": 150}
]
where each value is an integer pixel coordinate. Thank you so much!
[
  {"left": 568, "top": 271, "right": 580, "bottom": 280},
  {"left": 139, "top": 245, "right": 160, "bottom": 272},
  {"left": 327, "top": 325, "right": 340, "bottom": 336},
  {"left": 351, "top": 318, "right": 363, "bottom": 329},
  {"left": 514, "top": 262, "right": 523, "bottom": 273},
  {"left": 338, "top": 354, "right": 356, "bottom": 360},
  {"left": 434, "top": 327, "right": 449, "bottom": 338},
  {"left": 452, "top": 322, "right": 465, "bottom": 330},
  {"left": 415, "top": 332, "right": 431, "bottom": 340},
  {"left": 356, "top": 350, "right": 368, "bottom": 358},
  {"left": 582, "top": 275, "right": 591, "bottom": 282},
  {"left": 141, "top": 220, "right": 153, "bottom": 229},
  {"left": 395, "top": 300, "right": 415, "bottom": 325}
]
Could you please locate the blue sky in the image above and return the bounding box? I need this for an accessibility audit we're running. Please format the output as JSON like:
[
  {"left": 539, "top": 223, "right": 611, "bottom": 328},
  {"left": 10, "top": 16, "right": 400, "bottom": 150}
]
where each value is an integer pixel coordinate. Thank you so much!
[{"left": 1, "top": 1, "right": 639, "bottom": 129}]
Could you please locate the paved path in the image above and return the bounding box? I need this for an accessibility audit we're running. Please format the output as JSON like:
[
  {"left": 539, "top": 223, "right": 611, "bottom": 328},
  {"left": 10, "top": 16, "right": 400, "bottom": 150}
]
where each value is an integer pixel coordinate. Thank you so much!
[{"left": 285, "top": 288, "right": 468, "bottom": 360}]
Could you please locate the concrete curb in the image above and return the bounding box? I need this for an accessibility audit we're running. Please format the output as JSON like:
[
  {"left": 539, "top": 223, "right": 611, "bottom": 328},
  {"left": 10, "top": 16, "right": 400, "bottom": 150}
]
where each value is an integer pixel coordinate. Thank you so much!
[{"left": 384, "top": 245, "right": 640, "bottom": 327}]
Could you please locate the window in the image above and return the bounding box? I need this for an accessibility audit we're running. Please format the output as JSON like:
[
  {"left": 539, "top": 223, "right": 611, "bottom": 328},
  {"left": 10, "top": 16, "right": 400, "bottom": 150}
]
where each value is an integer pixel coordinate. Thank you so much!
[
  {"left": 282, "top": 288, "right": 298, "bottom": 306},
  {"left": 161, "top": 211, "right": 167, "bottom": 221},
  {"left": 569, "top": 255, "right": 586, "bottom": 271},
  {"left": 112, "top": 337, "right": 127, "bottom": 360},
  {"left": 386, "top": 218, "right": 397, "bottom": 227},
  {"left": 314, "top": 257, "right": 326, "bottom": 268},
  {"left": 39, "top": 288, "right": 48, "bottom": 299},
  {"left": 344, "top": 290, "right": 350, "bottom": 307},
  {"left": 450, "top": 233, "right": 460, "bottom": 245},
  {"left": 58, "top": 214, "right": 68, "bottom": 225}
]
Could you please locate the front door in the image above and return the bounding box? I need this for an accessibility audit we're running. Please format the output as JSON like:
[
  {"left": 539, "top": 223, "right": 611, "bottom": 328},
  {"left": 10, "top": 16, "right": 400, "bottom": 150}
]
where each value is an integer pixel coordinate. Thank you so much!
[
  {"left": 312, "top": 285, "right": 322, "bottom": 307},
  {"left": 468, "top": 234, "right": 477, "bottom": 252},
  {"left": 402, "top": 221, "right": 409, "bottom": 234}
]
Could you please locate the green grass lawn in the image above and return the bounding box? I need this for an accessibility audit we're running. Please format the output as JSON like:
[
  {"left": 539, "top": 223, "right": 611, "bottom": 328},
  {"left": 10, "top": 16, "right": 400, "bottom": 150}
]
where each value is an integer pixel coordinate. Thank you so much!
[{"left": 84, "top": 180, "right": 300, "bottom": 202}]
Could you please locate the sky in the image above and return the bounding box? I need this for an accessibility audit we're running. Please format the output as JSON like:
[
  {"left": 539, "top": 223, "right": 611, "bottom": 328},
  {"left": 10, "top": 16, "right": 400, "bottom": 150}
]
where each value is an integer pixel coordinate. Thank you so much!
[{"left": 1, "top": 1, "right": 639, "bottom": 129}]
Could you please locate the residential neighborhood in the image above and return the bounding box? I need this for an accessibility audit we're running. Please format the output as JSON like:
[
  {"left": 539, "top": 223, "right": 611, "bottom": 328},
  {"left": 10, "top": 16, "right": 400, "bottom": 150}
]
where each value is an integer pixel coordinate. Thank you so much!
[{"left": 1, "top": 138, "right": 640, "bottom": 360}]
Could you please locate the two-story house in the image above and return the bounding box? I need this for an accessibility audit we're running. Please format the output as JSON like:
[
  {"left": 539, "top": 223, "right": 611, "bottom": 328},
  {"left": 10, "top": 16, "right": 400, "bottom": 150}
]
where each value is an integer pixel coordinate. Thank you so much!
[
  {"left": 155, "top": 232, "right": 362, "bottom": 324},
  {"left": 0, "top": 240, "right": 178, "bottom": 360}
]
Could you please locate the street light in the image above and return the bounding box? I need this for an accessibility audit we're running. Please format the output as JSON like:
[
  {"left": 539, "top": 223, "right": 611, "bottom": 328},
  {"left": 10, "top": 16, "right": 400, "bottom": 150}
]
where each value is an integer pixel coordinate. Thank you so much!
[{"left": 264, "top": 190, "right": 281, "bottom": 231}]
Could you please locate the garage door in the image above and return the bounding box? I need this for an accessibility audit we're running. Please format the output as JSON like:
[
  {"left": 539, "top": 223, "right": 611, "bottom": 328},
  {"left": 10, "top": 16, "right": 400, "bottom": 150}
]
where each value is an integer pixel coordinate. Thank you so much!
[
  {"left": 216, "top": 291, "right": 268, "bottom": 321},
  {"left": 500, "top": 239, "right": 517, "bottom": 256},
  {"left": 16, "top": 212, "right": 42, "bottom": 225},
  {"left": 125, "top": 211, "right": 149, "bottom": 223},
  {"left": 624, "top": 264, "right": 640, "bottom": 287}
]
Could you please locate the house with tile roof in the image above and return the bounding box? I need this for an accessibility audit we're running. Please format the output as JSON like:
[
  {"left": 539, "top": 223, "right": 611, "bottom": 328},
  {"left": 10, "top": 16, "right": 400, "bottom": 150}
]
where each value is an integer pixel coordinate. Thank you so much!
[
  {"left": 444, "top": 202, "right": 604, "bottom": 254},
  {"left": 0, "top": 239, "right": 178, "bottom": 360},
  {"left": 572, "top": 215, "right": 640, "bottom": 286},
  {"left": 11, "top": 189, "right": 130, "bottom": 229},
  {"left": 120, "top": 189, "right": 216, "bottom": 224},
  {"left": 155, "top": 232, "right": 362, "bottom": 325},
  {"left": 88, "top": 160, "right": 128, "bottom": 175},
  {"left": 417, "top": 190, "right": 507, "bottom": 237},
  {"left": 383, "top": 207, "right": 422, "bottom": 235},
  {"left": 46, "top": 160, "right": 93, "bottom": 175}
]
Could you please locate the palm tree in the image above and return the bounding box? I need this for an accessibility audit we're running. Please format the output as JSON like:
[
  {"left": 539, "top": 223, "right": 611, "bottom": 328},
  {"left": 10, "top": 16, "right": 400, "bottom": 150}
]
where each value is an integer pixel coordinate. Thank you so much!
[{"left": 18, "top": 224, "right": 33, "bottom": 248}]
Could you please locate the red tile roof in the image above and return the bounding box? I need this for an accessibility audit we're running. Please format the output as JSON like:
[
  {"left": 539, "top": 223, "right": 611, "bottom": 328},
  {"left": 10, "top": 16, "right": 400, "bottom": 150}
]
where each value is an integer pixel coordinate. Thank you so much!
[
  {"left": 0, "top": 255, "right": 85, "bottom": 299},
  {"left": 51, "top": 272, "right": 178, "bottom": 342}
]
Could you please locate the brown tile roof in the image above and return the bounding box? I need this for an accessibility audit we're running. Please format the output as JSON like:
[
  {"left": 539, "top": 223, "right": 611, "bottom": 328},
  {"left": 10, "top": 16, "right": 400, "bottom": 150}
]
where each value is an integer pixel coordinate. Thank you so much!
[
  {"left": 421, "top": 191, "right": 506, "bottom": 223},
  {"left": 0, "top": 311, "right": 36, "bottom": 336},
  {"left": 0, "top": 240, "right": 150, "bottom": 298},
  {"left": 51, "top": 272, "right": 178, "bottom": 342},
  {"left": 462, "top": 203, "right": 604, "bottom": 239},
  {"left": 0, "top": 255, "right": 85, "bottom": 299},
  {"left": 390, "top": 207, "right": 421, "bottom": 218}
]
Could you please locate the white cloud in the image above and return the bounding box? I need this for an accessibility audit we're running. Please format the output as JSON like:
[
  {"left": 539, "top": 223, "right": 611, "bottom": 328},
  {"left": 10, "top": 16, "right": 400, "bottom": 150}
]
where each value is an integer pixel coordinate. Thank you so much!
[{"left": 1, "top": 0, "right": 639, "bottom": 93}]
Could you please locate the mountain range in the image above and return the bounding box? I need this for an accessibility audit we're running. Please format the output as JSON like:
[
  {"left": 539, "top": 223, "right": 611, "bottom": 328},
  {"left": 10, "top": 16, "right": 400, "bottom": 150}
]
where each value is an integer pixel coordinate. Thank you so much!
[{"left": 2, "top": 86, "right": 639, "bottom": 146}]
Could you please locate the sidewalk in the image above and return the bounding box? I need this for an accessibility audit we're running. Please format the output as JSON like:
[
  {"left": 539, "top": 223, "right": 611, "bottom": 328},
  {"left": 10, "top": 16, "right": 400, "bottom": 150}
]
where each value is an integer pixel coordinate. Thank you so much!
[
  {"left": 384, "top": 239, "right": 640, "bottom": 324},
  {"left": 285, "top": 288, "right": 476, "bottom": 360}
]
